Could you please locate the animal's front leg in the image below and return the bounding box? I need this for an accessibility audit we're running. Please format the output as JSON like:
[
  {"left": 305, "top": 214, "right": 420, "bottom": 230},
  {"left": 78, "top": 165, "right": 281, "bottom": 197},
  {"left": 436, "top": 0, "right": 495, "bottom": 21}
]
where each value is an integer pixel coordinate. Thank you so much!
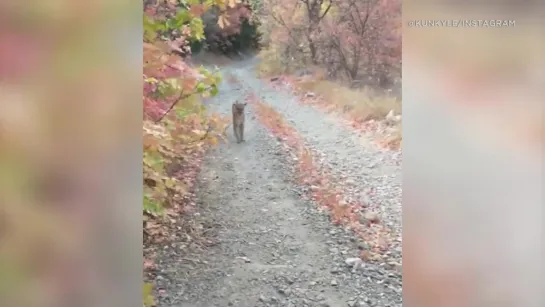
[{"left": 233, "top": 125, "right": 240, "bottom": 143}]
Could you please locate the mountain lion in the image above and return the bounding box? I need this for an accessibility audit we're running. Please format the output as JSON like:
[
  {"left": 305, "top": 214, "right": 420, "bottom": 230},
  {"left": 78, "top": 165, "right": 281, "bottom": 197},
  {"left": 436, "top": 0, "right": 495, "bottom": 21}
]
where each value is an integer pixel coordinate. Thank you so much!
[{"left": 232, "top": 101, "right": 247, "bottom": 143}]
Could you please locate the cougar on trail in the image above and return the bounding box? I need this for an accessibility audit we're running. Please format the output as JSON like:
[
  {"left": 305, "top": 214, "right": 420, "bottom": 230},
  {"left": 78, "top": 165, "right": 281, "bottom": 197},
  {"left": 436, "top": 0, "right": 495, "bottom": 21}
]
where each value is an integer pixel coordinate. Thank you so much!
[{"left": 232, "top": 101, "right": 247, "bottom": 143}]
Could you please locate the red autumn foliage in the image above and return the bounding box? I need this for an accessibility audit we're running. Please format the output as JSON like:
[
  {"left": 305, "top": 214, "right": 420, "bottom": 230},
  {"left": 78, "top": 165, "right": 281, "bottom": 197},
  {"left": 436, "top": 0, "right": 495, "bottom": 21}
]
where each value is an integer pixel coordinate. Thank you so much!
[{"left": 143, "top": 0, "right": 232, "bottom": 249}]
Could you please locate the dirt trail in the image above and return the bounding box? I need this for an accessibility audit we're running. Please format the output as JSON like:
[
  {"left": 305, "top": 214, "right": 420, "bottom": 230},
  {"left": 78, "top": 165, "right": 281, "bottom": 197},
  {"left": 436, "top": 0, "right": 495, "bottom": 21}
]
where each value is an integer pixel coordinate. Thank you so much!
[{"left": 153, "top": 58, "right": 402, "bottom": 307}]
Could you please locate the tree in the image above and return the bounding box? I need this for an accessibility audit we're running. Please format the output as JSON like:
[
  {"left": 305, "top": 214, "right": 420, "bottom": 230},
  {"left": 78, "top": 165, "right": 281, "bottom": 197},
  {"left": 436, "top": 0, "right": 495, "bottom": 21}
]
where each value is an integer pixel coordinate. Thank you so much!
[
  {"left": 319, "top": 0, "right": 401, "bottom": 84},
  {"left": 263, "top": 0, "right": 331, "bottom": 64},
  {"left": 259, "top": 0, "right": 401, "bottom": 87}
]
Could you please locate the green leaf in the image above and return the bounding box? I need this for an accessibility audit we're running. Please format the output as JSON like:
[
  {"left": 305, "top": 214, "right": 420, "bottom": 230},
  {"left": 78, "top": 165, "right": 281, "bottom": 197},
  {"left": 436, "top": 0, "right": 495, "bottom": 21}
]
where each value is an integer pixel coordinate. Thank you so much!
[
  {"left": 196, "top": 82, "right": 207, "bottom": 93},
  {"left": 197, "top": 65, "right": 208, "bottom": 74},
  {"left": 165, "top": 78, "right": 180, "bottom": 91},
  {"left": 210, "top": 85, "right": 219, "bottom": 96},
  {"left": 156, "top": 22, "right": 168, "bottom": 32},
  {"left": 189, "top": 18, "right": 205, "bottom": 41},
  {"left": 175, "top": 9, "right": 192, "bottom": 25},
  {"left": 175, "top": 107, "right": 191, "bottom": 119},
  {"left": 156, "top": 79, "right": 180, "bottom": 97},
  {"left": 143, "top": 16, "right": 158, "bottom": 42},
  {"left": 143, "top": 195, "right": 164, "bottom": 215},
  {"left": 205, "top": 0, "right": 218, "bottom": 7},
  {"left": 143, "top": 150, "right": 164, "bottom": 172},
  {"left": 166, "top": 18, "right": 177, "bottom": 30}
]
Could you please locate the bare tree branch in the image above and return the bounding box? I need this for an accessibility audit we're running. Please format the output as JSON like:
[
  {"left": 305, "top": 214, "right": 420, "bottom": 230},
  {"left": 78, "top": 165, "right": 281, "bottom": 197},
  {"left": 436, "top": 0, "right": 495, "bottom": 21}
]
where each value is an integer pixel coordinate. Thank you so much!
[{"left": 154, "top": 86, "right": 214, "bottom": 123}]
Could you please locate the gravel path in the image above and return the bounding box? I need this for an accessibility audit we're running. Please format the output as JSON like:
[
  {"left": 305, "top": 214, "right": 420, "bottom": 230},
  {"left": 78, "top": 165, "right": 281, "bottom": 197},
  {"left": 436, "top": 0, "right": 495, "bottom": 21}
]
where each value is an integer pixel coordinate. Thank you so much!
[
  {"left": 230, "top": 58, "right": 402, "bottom": 261},
  {"left": 153, "top": 58, "right": 402, "bottom": 307}
]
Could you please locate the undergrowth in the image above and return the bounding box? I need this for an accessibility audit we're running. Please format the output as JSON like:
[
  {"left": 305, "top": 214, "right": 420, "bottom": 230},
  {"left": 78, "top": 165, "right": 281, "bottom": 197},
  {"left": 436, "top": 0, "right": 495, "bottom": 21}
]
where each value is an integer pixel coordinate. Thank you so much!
[{"left": 142, "top": 0, "right": 241, "bottom": 305}]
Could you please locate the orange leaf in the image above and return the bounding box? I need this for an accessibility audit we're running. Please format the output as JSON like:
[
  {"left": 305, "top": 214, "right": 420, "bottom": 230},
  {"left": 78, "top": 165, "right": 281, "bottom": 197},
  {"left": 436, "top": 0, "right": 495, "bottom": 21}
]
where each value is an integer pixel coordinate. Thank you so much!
[
  {"left": 218, "top": 15, "right": 225, "bottom": 28},
  {"left": 182, "top": 78, "right": 198, "bottom": 92},
  {"left": 189, "top": 4, "right": 207, "bottom": 17}
]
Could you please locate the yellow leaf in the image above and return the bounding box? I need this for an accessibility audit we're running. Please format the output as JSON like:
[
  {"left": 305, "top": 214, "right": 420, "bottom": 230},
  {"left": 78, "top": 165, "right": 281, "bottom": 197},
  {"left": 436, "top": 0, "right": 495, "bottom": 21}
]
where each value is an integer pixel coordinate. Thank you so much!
[
  {"left": 164, "top": 177, "right": 178, "bottom": 189},
  {"left": 143, "top": 283, "right": 155, "bottom": 307}
]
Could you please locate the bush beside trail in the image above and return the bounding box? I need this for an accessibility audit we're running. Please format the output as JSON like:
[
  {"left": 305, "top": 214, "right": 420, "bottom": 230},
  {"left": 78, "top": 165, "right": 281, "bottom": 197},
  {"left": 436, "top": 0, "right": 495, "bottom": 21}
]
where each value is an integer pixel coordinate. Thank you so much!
[{"left": 142, "top": 0, "right": 254, "bottom": 305}]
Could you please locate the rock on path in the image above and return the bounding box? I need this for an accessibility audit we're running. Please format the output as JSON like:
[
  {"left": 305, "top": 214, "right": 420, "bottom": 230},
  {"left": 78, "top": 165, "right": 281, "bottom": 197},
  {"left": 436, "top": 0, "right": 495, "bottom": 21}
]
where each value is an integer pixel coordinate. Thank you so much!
[{"left": 152, "top": 58, "right": 402, "bottom": 307}]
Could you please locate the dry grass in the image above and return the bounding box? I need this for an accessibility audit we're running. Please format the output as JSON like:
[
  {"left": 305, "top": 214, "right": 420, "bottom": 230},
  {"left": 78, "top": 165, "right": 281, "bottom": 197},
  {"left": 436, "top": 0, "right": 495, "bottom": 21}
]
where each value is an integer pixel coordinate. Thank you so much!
[
  {"left": 378, "top": 121, "right": 402, "bottom": 150},
  {"left": 256, "top": 58, "right": 283, "bottom": 78},
  {"left": 256, "top": 48, "right": 307, "bottom": 77},
  {"left": 256, "top": 48, "right": 284, "bottom": 77},
  {"left": 296, "top": 79, "right": 401, "bottom": 121},
  {"left": 293, "top": 78, "right": 402, "bottom": 149}
]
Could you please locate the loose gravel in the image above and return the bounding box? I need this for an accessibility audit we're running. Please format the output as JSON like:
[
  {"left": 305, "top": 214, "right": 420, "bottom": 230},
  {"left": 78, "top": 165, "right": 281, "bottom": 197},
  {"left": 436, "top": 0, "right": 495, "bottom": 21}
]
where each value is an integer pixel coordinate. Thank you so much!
[
  {"left": 231, "top": 58, "right": 402, "bottom": 262},
  {"left": 152, "top": 58, "right": 402, "bottom": 307}
]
